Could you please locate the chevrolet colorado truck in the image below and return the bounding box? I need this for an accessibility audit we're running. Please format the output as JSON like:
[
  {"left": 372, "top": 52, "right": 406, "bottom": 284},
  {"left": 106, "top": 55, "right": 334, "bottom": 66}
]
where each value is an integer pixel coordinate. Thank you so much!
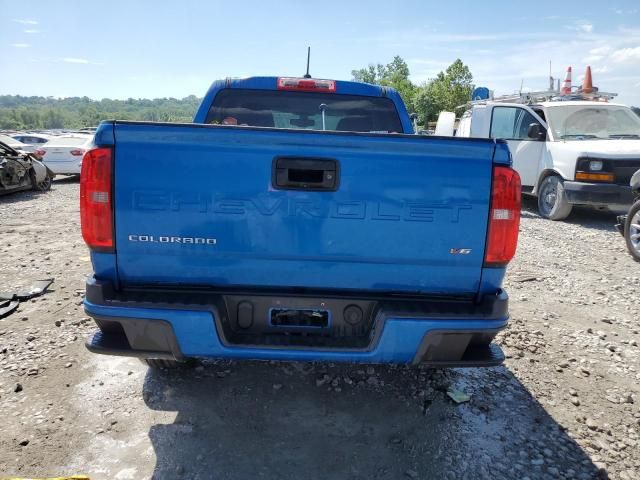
[{"left": 81, "top": 76, "right": 521, "bottom": 369}]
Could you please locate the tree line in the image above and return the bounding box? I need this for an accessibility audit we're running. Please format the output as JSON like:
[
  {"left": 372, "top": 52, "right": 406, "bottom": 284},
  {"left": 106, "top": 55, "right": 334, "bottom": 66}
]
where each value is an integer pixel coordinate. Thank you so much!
[
  {"left": 1, "top": 59, "right": 638, "bottom": 130},
  {"left": 0, "top": 95, "right": 201, "bottom": 130}
]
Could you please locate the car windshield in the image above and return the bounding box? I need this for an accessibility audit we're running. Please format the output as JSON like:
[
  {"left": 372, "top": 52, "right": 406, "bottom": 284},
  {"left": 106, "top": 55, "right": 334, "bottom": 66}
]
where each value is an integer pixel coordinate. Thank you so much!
[
  {"left": 205, "top": 89, "right": 403, "bottom": 133},
  {"left": 546, "top": 105, "right": 640, "bottom": 140}
]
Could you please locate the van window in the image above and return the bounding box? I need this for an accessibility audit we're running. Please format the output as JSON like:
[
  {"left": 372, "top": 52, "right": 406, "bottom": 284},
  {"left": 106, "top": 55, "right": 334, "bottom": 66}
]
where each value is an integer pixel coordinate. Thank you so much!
[{"left": 490, "top": 107, "right": 539, "bottom": 140}]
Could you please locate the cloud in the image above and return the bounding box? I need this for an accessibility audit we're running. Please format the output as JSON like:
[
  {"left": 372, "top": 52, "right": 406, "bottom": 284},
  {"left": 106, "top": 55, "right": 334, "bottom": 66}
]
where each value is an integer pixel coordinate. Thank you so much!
[
  {"left": 614, "top": 8, "right": 638, "bottom": 15},
  {"left": 583, "top": 46, "right": 611, "bottom": 63},
  {"left": 12, "top": 19, "right": 39, "bottom": 25},
  {"left": 24, "top": 29, "right": 39, "bottom": 34},
  {"left": 565, "top": 21, "right": 594, "bottom": 33},
  {"left": 60, "top": 57, "right": 104, "bottom": 66},
  {"left": 610, "top": 46, "right": 640, "bottom": 63},
  {"left": 63, "top": 57, "right": 90, "bottom": 64},
  {"left": 10, "top": 43, "right": 30, "bottom": 48}
]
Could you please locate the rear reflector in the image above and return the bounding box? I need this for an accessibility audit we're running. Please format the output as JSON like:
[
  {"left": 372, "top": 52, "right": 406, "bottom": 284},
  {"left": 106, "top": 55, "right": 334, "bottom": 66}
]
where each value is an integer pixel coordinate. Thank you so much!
[
  {"left": 277, "top": 77, "right": 336, "bottom": 92},
  {"left": 70, "top": 149, "right": 86, "bottom": 156},
  {"left": 80, "top": 147, "right": 113, "bottom": 252},
  {"left": 484, "top": 166, "right": 521, "bottom": 267}
]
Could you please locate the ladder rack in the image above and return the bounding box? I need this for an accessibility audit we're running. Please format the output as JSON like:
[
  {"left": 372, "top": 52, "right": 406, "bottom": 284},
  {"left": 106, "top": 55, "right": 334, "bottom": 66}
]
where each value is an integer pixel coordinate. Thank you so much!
[{"left": 465, "top": 89, "right": 617, "bottom": 108}]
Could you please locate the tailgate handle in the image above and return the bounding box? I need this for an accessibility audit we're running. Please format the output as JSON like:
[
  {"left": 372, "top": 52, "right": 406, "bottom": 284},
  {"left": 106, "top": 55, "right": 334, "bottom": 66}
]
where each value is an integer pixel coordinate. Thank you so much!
[{"left": 273, "top": 157, "right": 339, "bottom": 191}]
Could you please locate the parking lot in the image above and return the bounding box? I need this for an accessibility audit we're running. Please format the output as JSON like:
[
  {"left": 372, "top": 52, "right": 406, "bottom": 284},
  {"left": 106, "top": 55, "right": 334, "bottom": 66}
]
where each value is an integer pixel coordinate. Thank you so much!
[{"left": 1, "top": 178, "right": 639, "bottom": 480}]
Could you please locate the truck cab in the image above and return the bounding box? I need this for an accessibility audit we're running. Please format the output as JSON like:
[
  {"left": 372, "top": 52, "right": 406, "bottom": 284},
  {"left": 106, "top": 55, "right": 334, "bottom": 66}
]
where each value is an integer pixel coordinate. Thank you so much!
[{"left": 455, "top": 100, "right": 640, "bottom": 220}]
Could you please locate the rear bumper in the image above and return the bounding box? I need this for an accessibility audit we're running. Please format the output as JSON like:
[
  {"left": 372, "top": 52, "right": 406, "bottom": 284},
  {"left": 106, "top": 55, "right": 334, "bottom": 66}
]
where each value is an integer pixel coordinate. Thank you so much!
[
  {"left": 42, "top": 161, "right": 80, "bottom": 175},
  {"left": 564, "top": 181, "right": 634, "bottom": 207},
  {"left": 83, "top": 277, "right": 509, "bottom": 367}
]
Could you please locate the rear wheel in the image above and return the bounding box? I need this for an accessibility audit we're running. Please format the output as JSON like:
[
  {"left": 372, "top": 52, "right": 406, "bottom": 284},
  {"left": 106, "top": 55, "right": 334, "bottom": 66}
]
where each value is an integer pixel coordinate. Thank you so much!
[
  {"left": 624, "top": 201, "right": 640, "bottom": 262},
  {"left": 140, "top": 358, "right": 197, "bottom": 370},
  {"left": 537, "top": 176, "right": 573, "bottom": 220}
]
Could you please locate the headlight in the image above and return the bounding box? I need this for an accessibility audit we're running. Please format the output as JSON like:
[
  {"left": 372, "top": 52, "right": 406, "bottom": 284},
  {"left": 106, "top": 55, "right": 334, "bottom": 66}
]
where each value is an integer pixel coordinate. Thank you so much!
[{"left": 589, "top": 160, "right": 603, "bottom": 171}]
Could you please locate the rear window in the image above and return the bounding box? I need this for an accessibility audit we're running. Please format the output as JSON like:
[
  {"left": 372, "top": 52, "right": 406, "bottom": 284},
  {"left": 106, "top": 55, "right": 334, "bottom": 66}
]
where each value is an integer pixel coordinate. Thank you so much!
[
  {"left": 45, "top": 136, "right": 89, "bottom": 146},
  {"left": 205, "top": 89, "right": 403, "bottom": 133}
]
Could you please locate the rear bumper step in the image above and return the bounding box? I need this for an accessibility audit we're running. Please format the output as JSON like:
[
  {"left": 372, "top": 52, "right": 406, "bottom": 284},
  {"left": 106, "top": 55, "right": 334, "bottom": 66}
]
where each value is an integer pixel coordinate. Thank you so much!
[
  {"left": 86, "top": 328, "right": 175, "bottom": 360},
  {"left": 419, "top": 342, "right": 504, "bottom": 368}
]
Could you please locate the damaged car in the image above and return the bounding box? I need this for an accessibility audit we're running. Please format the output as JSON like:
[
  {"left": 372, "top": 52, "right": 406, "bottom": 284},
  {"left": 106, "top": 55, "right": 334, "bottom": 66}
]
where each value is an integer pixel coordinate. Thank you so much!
[{"left": 0, "top": 139, "right": 55, "bottom": 196}]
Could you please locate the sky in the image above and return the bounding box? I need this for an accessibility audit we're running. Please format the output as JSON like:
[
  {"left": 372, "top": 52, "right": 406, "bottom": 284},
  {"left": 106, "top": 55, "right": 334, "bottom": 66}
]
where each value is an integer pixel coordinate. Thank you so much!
[{"left": 2, "top": 0, "right": 640, "bottom": 105}]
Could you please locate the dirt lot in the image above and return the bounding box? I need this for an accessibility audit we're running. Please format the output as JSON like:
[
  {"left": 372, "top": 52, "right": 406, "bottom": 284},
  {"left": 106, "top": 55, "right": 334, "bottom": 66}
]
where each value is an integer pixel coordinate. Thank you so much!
[{"left": 1, "top": 179, "right": 639, "bottom": 480}]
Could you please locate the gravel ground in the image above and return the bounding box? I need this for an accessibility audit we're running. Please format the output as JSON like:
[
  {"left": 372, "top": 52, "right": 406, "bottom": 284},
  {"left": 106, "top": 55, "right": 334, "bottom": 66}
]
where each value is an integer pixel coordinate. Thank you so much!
[{"left": 1, "top": 180, "right": 639, "bottom": 480}]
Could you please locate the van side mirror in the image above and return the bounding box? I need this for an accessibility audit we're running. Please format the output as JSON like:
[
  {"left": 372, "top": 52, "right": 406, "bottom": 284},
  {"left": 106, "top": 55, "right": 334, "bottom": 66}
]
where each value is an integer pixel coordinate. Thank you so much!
[{"left": 527, "top": 123, "right": 546, "bottom": 141}]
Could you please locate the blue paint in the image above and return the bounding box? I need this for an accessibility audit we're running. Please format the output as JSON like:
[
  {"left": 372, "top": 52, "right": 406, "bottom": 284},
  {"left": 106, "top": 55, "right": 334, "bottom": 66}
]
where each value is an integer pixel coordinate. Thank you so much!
[
  {"left": 492, "top": 140, "right": 512, "bottom": 166},
  {"left": 85, "top": 299, "right": 507, "bottom": 363},
  {"left": 478, "top": 267, "right": 507, "bottom": 296},
  {"left": 91, "top": 252, "right": 118, "bottom": 286},
  {"left": 109, "top": 122, "right": 497, "bottom": 294}
]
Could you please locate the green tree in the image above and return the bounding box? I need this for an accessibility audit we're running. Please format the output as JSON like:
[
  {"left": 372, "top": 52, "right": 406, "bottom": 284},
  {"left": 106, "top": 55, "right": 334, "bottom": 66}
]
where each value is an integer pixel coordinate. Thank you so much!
[
  {"left": 352, "top": 55, "right": 417, "bottom": 112},
  {"left": 351, "top": 63, "right": 387, "bottom": 84},
  {"left": 414, "top": 59, "right": 474, "bottom": 124}
]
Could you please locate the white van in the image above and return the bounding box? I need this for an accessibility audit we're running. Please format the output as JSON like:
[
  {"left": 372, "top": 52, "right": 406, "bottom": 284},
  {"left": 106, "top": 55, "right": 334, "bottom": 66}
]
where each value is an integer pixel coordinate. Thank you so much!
[{"left": 454, "top": 100, "right": 640, "bottom": 220}]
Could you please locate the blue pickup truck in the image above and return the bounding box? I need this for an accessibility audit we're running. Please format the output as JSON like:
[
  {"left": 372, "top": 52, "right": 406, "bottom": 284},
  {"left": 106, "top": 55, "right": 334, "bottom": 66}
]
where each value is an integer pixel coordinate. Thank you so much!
[{"left": 80, "top": 76, "right": 521, "bottom": 369}]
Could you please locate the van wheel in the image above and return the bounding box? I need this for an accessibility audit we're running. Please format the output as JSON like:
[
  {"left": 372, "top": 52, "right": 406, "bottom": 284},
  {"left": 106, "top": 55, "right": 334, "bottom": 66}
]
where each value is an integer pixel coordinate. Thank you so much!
[
  {"left": 141, "top": 358, "right": 196, "bottom": 369},
  {"left": 537, "top": 176, "right": 573, "bottom": 220},
  {"left": 624, "top": 201, "right": 640, "bottom": 262}
]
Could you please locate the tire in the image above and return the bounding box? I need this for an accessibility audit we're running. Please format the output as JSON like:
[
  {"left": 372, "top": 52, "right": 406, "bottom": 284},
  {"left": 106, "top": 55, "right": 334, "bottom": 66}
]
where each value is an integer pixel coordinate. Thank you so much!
[
  {"left": 624, "top": 201, "right": 640, "bottom": 262},
  {"left": 537, "top": 176, "right": 573, "bottom": 220},
  {"left": 140, "top": 358, "right": 197, "bottom": 369},
  {"left": 33, "top": 173, "right": 52, "bottom": 192}
]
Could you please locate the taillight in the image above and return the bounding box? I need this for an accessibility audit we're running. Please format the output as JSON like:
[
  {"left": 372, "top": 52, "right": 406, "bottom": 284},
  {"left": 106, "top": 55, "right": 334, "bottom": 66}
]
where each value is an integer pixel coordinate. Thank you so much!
[
  {"left": 34, "top": 149, "right": 46, "bottom": 157},
  {"left": 80, "top": 147, "right": 113, "bottom": 252},
  {"left": 277, "top": 77, "right": 336, "bottom": 92},
  {"left": 70, "top": 149, "right": 86, "bottom": 156},
  {"left": 484, "top": 166, "right": 521, "bottom": 266}
]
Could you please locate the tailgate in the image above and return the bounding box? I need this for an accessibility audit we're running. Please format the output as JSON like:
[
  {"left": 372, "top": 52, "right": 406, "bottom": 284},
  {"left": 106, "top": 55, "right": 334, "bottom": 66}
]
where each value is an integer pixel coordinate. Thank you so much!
[{"left": 112, "top": 123, "right": 496, "bottom": 295}]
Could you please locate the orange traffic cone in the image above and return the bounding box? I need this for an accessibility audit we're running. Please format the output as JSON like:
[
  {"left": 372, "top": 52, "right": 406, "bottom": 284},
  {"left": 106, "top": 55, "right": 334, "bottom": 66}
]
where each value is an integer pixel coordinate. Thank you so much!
[
  {"left": 561, "top": 66, "right": 572, "bottom": 94},
  {"left": 581, "top": 66, "right": 593, "bottom": 94}
]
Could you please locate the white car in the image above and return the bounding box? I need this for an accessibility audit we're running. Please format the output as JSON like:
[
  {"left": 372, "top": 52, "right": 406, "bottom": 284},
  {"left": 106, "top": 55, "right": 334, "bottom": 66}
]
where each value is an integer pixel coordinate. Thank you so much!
[
  {"left": 36, "top": 135, "right": 92, "bottom": 175},
  {"left": 453, "top": 101, "right": 640, "bottom": 220}
]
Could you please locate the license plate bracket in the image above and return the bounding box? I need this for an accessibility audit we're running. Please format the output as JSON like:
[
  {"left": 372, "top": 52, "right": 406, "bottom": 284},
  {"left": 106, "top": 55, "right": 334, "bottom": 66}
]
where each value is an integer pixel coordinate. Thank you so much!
[{"left": 269, "top": 308, "right": 330, "bottom": 328}]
